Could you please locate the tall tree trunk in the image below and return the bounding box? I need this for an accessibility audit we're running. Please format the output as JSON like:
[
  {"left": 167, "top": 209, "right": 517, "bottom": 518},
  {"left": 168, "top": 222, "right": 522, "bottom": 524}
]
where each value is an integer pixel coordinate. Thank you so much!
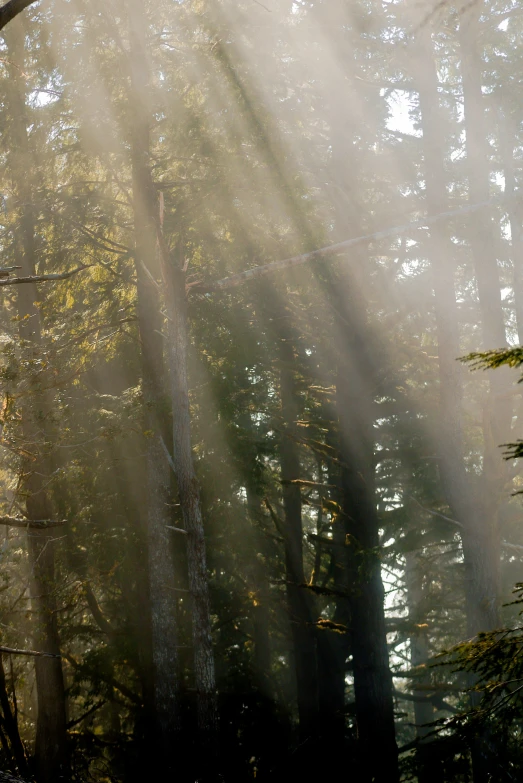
[
  {"left": 127, "top": 2, "right": 180, "bottom": 763},
  {"left": 336, "top": 347, "right": 398, "bottom": 783},
  {"left": 0, "top": 656, "right": 29, "bottom": 780},
  {"left": 4, "top": 22, "right": 68, "bottom": 783},
  {"left": 323, "top": 51, "right": 398, "bottom": 775},
  {"left": 158, "top": 229, "right": 218, "bottom": 766},
  {"left": 458, "top": 11, "right": 511, "bottom": 779},
  {"left": 277, "top": 324, "right": 320, "bottom": 744},
  {"left": 244, "top": 484, "right": 272, "bottom": 699},
  {"left": 316, "top": 264, "right": 397, "bottom": 781},
  {"left": 316, "top": 418, "right": 348, "bottom": 756},
  {"left": 405, "top": 552, "right": 442, "bottom": 783},
  {"left": 459, "top": 4, "right": 509, "bottom": 609},
  {"left": 416, "top": 23, "right": 501, "bottom": 639},
  {"left": 415, "top": 23, "right": 505, "bottom": 782},
  {"left": 498, "top": 110, "right": 523, "bottom": 343},
  {"left": 459, "top": 6, "right": 507, "bottom": 352}
]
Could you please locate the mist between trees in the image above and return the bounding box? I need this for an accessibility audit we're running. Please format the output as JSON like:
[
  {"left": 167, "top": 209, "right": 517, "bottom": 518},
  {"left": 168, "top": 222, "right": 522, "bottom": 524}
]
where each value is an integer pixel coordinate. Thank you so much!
[{"left": 0, "top": 0, "right": 522, "bottom": 781}]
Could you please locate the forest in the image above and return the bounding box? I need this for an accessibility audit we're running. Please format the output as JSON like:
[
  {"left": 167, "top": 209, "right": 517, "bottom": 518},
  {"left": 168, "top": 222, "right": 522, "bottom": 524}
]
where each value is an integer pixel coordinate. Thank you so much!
[{"left": 0, "top": 0, "right": 522, "bottom": 781}]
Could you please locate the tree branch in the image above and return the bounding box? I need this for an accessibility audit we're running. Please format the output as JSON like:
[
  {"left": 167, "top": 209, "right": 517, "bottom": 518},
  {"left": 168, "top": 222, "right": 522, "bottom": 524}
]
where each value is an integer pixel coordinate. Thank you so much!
[
  {"left": 0, "top": 265, "right": 88, "bottom": 287},
  {"left": 192, "top": 195, "right": 515, "bottom": 294},
  {"left": 0, "top": 517, "right": 65, "bottom": 529},
  {"left": 66, "top": 699, "right": 106, "bottom": 730},
  {"left": 0, "top": 644, "right": 60, "bottom": 658},
  {"left": 394, "top": 688, "right": 458, "bottom": 713},
  {"left": 0, "top": 0, "right": 39, "bottom": 32}
]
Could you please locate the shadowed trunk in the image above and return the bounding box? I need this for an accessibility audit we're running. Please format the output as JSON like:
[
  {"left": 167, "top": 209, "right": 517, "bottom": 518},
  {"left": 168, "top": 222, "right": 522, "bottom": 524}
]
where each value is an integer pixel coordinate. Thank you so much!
[
  {"left": 158, "top": 227, "right": 218, "bottom": 768},
  {"left": 4, "top": 21, "right": 68, "bottom": 783},
  {"left": 405, "top": 551, "right": 443, "bottom": 783},
  {"left": 277, "top": 325, "right": 320, "bottom": 744},
  {"left": 330, "top": 269, "right": 398, "bottom": 783},
  {"left": 128, "top": 1, "right": 180, "bottom": 765}
]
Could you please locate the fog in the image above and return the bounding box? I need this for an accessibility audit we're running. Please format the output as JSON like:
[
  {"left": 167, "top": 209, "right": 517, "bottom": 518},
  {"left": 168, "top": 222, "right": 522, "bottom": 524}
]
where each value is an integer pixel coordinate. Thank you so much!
[{"left": 0, "top": 0, "right": 520, "bottom": 781}]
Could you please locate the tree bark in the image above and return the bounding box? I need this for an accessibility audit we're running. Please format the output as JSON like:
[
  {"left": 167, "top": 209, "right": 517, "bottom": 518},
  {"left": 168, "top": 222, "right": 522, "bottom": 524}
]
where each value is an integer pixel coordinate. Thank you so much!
[
  {"left": 316, "top": 420, "right": 348, "bottom": 755},
  {"left": 127, "top": 0, "right": 180, "bottom": 762},
  {"left": 158, "top": 239, "right": 218, "bottom": 763},
  {"left": 416, "top": 22, "right": 505, "bottom": 782},
  {"left": 0, "top": 656, "right": 29, "bottom": 780},
  {"left": 244, "top": 484, "right": 272, "bottom": 700},
  {"left": 499, "top": 113, "right": 523, "bottom": 343},
  {"left": 277, "top": 325, "right": 320, "bottom": 744},
  {"left": 4, "top": 22, "right": 68, "bottom": 783},
  {"left": 405, "top": 552, "right": 443, "bottom": 783},
  {"left": 416, "top": 23, "right": 501, "bottom": 639},
  {"left": 324, "top": 55, "right": 398, "bottom": 778},
  {"left": 336, "top": 352, "right": 398, "bottom": 783}
]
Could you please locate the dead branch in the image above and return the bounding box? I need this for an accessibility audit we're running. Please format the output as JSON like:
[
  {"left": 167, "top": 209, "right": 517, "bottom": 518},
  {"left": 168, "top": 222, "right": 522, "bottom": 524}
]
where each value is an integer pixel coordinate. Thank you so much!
[
  {"left": 192, "top": 195, "right": 514, "bottom": 293},
  {"left": 0, "top": 517, "right": 65, "bottom": 529},
  {"left": 0, "top": 265, "right": 88, "bottom": 287},
  {"left": 0, "top": 644, "right": 60, "bottom": 659}
]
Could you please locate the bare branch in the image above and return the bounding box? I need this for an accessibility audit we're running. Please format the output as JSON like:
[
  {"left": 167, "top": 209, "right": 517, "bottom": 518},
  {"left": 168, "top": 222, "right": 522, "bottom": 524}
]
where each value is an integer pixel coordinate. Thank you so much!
[
  {"left": 0, "top": 516, "right": 65, "bottom": 529},
  {"left": 0, "top": 0, "right": 39, "bottom": 32},
  {"left": 66, "top": 700, "right": 106, "bottom": 730},
  {"left": 0, "top": 644, "right": 60, "bottom": 658},
  {"left": 0, "top": 265, "right": 88, "bottom": 287},
  {"left": 192, "top": 195, "right": 514, "bottom": 294},
  {"left": 407, "top": 495, "right": 464, "bottom": 528},
  {"left": 0, "top": 266, "right": 21, "bottom": 277}
]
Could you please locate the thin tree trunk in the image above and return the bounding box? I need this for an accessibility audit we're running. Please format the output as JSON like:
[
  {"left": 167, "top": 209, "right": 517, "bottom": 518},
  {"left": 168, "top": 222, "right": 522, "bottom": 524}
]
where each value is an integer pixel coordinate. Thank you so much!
[
  {"left": 405, "top": 552, "right": 442, "bottom": 783},
  {"left": 4, "top": 22, "right": 68, "bottom": 783},
  {"left": 277, "top": 327, "right": 320, "bottom": 744},
  {"left": 244, "top": 485, "right": 272, "bottom": 699},
  {"left": 498, "top": 111, "right": 523, "bottom": 343},
  {"left": 0, "top": 657, "right": 29, "bottom": 780},
  {"left": 316, "top": 423, "right": 348, "bottom": 755}
]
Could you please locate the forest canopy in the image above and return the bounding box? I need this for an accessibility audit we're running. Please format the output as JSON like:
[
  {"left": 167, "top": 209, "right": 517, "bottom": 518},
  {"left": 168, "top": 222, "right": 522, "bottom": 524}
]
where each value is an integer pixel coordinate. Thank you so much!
[{"left": 0, "top": 0, "right": 521, "bottom": 782}]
